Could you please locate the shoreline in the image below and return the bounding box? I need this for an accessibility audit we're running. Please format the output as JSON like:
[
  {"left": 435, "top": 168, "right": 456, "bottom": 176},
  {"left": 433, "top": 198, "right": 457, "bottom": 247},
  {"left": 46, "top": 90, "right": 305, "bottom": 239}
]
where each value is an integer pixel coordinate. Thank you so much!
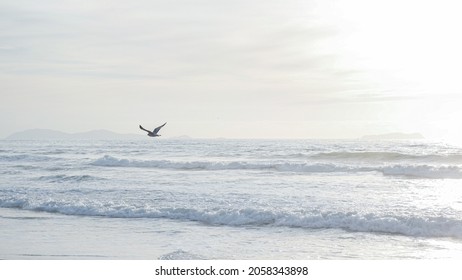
[{"left": 2, "top": 207, "right": 462, "bottom": 260}]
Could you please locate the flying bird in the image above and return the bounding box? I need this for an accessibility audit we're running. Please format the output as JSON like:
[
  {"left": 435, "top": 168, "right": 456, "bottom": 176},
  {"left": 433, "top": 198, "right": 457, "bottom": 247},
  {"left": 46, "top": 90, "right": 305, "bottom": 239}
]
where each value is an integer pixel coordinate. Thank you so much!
[{"left": 139, "top": 122, "right": 167, "bottom": 137}]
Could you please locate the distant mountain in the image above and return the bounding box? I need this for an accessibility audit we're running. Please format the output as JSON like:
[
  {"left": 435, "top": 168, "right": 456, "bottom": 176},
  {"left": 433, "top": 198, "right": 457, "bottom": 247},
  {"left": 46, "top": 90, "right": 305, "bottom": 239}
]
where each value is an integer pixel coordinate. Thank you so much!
[
  {"left": 361, "top": 132, "right": 424, "bottom": 140},
  {"left": 5, "top": 129, "right": 144, "bottom": 140}
]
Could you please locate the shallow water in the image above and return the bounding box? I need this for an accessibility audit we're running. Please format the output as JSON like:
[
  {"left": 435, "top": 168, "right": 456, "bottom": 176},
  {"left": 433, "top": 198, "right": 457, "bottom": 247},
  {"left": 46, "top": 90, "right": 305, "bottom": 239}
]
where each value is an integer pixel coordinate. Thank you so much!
[{"left": 1, "top": 139, "right": 462, "bottom": 259}]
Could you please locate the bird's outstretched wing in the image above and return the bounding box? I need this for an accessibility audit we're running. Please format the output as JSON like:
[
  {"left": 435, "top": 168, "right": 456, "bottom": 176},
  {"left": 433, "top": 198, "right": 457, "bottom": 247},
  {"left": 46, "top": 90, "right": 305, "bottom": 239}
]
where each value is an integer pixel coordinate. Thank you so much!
[
  {"left": 153, "top": 122, "right": 167, "bottom": 134},
  {"left": 139, "top": 125, "right": 151, "bottom": 133}
]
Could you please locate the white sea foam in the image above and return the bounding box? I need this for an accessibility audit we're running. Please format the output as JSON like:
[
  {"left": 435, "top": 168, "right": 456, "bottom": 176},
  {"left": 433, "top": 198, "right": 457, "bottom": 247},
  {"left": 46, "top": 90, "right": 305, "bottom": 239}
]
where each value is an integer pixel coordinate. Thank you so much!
[
  {"left": 159, "top": 250, "right": 205, "bottom": 260},
  {"left": 91, "top": 155, "right": 462, "bottom": 179},
  {"left": 3, "top": 139, "right": 462, "bottom": 259},
  {"left": 2, "top": 197, "right": 461, "bottom": 239},
  {"left": 312, "top": 151, "right": 462, "bottom": 163}
]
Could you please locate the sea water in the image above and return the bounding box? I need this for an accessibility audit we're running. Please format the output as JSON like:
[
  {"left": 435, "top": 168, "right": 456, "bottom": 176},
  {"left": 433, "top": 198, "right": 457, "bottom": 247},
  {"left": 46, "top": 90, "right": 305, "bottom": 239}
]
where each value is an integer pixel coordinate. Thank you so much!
[{"left": 1, "top": 139, "right": 462, "bottom": 259}]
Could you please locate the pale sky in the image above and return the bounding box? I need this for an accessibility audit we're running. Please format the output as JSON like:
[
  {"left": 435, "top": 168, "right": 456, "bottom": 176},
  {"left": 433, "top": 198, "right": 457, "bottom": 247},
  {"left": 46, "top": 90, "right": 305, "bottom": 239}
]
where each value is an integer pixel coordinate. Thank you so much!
[{"left": 1, "top": 0, "right": 461, "bottom": 141}]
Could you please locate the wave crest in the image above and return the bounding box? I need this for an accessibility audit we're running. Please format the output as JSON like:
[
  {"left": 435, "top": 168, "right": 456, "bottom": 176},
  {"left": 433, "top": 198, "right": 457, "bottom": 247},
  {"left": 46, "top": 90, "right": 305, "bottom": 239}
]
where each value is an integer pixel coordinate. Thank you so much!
[
  {"left": 2, "top": 197, "right": 462, "bottom": 239},
  {"left": 313, "top": 151, "right": 462, "bottom": 163},
  {"left": 91, "top": 155, "right": 462, "bottom": 179},
  {"left": 159, "top": 250, "right": 205, "bottom": 260}
]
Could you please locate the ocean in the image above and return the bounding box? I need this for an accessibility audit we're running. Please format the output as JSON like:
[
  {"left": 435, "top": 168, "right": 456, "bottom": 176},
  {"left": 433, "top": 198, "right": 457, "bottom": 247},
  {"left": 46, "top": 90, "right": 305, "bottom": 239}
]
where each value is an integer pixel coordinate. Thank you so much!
[{"left": 1, "top": 139, "right": 462, "bottom": 259}]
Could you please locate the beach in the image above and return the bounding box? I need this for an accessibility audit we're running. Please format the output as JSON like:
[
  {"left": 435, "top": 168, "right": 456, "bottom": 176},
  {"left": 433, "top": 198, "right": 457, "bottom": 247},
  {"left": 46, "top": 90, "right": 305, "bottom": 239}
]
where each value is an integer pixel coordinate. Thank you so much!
[{"left": 1, "top": 139, "right": 462, "bottom": 259}]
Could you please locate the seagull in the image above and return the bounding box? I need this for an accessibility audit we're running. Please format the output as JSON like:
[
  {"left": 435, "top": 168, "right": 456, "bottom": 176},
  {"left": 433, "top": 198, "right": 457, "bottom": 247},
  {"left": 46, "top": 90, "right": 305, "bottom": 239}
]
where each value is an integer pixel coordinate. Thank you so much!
[{"left": 139, "top": 122, "right": 166, "bottom": 137}]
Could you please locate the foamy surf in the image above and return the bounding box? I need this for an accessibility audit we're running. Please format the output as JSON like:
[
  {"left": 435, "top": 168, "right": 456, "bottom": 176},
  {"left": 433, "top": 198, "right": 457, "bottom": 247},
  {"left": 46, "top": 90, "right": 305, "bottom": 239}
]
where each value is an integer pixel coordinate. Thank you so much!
[
  {"left": 91, "top": 155, "right": 462, "bottom": 179},
  {"left": 159, "top": 250, "right": 206, "bottom": 260},
  {"left": 3, "top": 139, "right": 462, "bottom": 259},
  {"left": 312, "top": 151, "right": 462, "bottom": 163},
  {"left": 1, "top": 197, "right": 461, "bottom": 239}
]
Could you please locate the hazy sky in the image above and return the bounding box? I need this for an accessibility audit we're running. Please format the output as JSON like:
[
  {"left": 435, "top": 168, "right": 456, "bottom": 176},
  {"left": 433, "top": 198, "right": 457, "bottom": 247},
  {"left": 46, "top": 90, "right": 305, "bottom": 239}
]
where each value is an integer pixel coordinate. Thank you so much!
[{"left": 1, "top": 0, "right": 461, "bottom": 141}]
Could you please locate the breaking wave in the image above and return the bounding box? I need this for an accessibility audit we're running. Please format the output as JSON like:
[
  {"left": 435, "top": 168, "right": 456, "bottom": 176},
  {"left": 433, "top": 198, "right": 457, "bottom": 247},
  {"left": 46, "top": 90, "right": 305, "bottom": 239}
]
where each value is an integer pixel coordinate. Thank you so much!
[
  {"left": 312, "top": 151, "right": 462, "bottom": 163},
  {"left": 159, "top": 250, "right": 206, "bottom": 260},
  {"left": 1, "top": 197, "right": 461, "bottom": 239},
  {"left": 91, "top": 155, "right": 462, "bottom": 179}
]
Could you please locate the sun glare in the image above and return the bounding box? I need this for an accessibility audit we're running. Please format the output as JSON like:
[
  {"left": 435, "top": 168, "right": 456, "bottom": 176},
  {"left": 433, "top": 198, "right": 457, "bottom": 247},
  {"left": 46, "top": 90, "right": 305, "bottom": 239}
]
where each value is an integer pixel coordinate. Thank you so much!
[
  {"left": 332, "top": 0, "right": 462, "bottom": 92},
  {"left": 316, "top": 0, "right": 462, "bottom": 145}
]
